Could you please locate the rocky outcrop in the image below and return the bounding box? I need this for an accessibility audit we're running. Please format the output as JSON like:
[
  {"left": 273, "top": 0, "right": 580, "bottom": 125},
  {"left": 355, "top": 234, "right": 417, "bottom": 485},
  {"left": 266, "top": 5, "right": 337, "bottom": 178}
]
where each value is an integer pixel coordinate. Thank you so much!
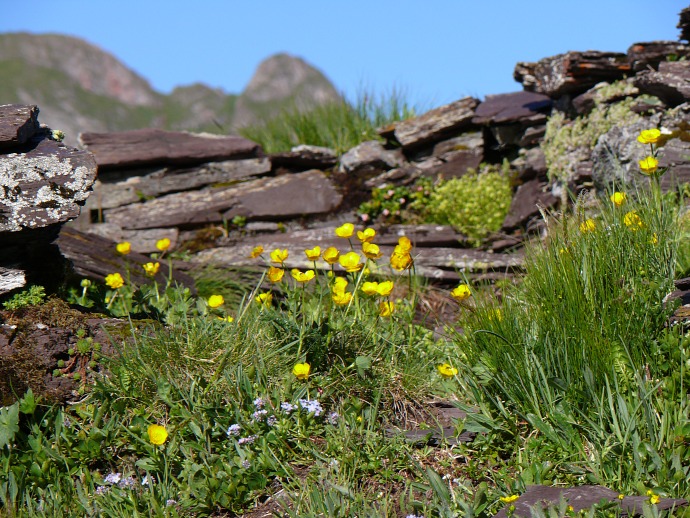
[{"left": 0, "top": 104, "right": 96, "bottom": 295}]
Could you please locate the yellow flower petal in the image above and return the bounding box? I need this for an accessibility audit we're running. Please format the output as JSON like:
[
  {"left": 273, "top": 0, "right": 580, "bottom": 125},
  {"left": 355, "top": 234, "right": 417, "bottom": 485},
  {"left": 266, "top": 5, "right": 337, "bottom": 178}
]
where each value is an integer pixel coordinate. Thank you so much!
[
  {"left": 104, "top": 272, "right": 124, "bottom": 289},
  {"left": 451, "top": 283, "right": 471, "bottom": 301},
  {"left": 637, "top": 128, "right": 661, "bottom": 144},
  {"left": 208, "top": 294, "right": 224, "bottom": 308},
  {"left": 116, "top": 242, "right": 131, "bottom": 255},
  {"left": 335, "top": 223, "right": 355, "bottom": 238},
  {"left": 156, "top": 238, "right": 171, "bottom": 252},
  {"left": 147, "top": 424, "right": 168, "bottom": 445},
  {"left": 292, "top": 362, "right": 310, "bottom": 380},
  {"left": 304, "top": 246, "right": 321, "bottom": 261}
]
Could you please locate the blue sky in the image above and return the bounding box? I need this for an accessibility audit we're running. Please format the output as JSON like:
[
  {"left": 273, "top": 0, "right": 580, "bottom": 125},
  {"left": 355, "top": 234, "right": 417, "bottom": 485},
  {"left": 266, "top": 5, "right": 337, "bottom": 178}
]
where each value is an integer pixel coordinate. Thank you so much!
[{"left": 1, "top": 1, "right": 686, "bottom": 108}]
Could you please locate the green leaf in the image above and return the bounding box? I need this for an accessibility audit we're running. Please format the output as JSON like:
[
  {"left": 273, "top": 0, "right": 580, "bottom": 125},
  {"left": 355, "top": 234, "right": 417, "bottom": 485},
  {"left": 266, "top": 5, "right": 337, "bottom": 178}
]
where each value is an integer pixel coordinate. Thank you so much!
[
  {"left": 18, "top": 389, "right": 37, "bottom": 415},
  {"left": 355, "top": 355, "right": 372, "bottom": 378},
  {"left": 0, "top": 403, "right": 20, "bottom": 449}
]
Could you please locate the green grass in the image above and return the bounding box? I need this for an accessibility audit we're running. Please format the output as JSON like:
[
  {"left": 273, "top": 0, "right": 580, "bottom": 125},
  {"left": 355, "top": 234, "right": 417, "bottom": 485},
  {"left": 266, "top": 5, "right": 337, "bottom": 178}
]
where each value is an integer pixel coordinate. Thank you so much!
[
  {"left": 238, "top": 89, "right": 417, "bottom": 154},
  {"left": 0, "top": 139, "right": 689, "bottom": 516}
]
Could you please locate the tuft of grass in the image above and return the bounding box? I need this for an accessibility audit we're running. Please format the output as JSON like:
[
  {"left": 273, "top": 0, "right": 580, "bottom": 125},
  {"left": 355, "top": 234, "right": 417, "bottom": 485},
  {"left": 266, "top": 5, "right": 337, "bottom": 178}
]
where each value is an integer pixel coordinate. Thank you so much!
[{"left": 239, "top": 89, "right": 416, "bottom": 154}]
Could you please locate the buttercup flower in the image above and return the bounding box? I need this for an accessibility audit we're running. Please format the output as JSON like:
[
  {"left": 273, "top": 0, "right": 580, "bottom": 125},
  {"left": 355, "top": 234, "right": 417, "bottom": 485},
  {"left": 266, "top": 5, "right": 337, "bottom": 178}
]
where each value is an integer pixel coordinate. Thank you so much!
[
  {"left": 610, "top": 192, "right": 627, "bottom": 207},
  {"left": 335, "top": 223, "right": 355, "bottom": 238},
  {"left": 293, "top": 362, "right": 310, "bottom": 380},
  {"left": 624, "top": 210, "right": 644, "bottom": 230},
  {"left": 105, "top": 273, "right": 124, "bottom": 289},
  {"left": 267, "top": 266, "right": 285, "bottom": 283},
  {"left": 332, "top": 290, "right": 353, "bottom": 306},
  {"left": 362, "top": 241, "right": 383, "bottom": 260},
  {"left": 639, "top": 156, "right": 659, "bottom": 175},
  {"left": 291, "top": 269, "right": 315, "bottom": 283},
  {"left": 156, "top": 238, "right": 171, "bottom": 252},
  {"left": 250, "top": 245, "right": 264, "bottom": 259},
  {"left": 332, "top": 276, "right": 348, "bottom": 293},
  {"left": 208, "top": 294, "right": 224, "bottom": 308},
  {"left": 217, "top": 315, "right": 234, "bottom": 323},
  {"left": 649, "top": 494, "right": 660, "bottom": 505},
  {"left": 255, "top": 292, "right": 272, "bottom": 307},
  {"left": 304, "top": 246, "right": 321, "bottom": 261},
  {"left": 270, "top": 248, "right": 289, "bottom": 264},
  {"left": 500, "top": 495, "right": 519, "bottom": 504},
  {"left": 356, "top": 227, "right": 376, "bottom": 243},
  {"left": 437, "top": 363, "right": 458, "bottom": 378},
  {"left": 323, "top": 247, "right": 340, "bottom": 265},
  {"left": 339, "top": 251, "right": 364, "bottom": 272},
  {"left": 390, "top": 250, "right": 413, "bottom": 271},
  {"left": 142, "top": 262, "right": 160, "bottom": 277},
  {"left": 379, "top": 301, "right": 394, "bottom": 317},
  {"left": 637, "top": 128, "right": 661, "bottom": 145},
  {"left": 579, "top": 219, "right": 596, "bottom": 233},
  {"left": 361, "top": 281, "right": 380, "bottom": 296},
  {"left": 451, "top": 283, "right": 471, "bottom": 301},
  {"left": 397, "top": 236, "right": 412, "bottom": 252},
  {"left": 147, "top": 424, "right": 168, "bottom": 445},
  {"left": 376, "top": 280, "right": 394, "bottom": 297},
  {"left": 116, "top": 242, "right": 131, "bottom": 255}
]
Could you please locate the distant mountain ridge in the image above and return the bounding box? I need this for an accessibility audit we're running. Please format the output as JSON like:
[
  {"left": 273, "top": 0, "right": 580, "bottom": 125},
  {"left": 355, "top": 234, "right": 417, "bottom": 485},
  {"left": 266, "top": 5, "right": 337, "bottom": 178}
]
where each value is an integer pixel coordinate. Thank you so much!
[{"left": 0, "top": 33, "right": 340, "bottom": 146}]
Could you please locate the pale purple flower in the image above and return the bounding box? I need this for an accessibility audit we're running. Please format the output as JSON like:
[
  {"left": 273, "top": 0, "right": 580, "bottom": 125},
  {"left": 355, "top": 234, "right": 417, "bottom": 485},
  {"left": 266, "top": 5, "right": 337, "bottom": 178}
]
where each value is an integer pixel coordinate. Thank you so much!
[
  {"left": 266, "top": 415, "right": 277, "bottom": 427},
  {"left": 299, "top": 399, "right": 323, "bottom": 416},
  {"left": 280, "top": 402, "right": 296, "bottom": 414},
  {"left": 253, "top": 397, "right": 264, "bottom": 408},
  {"left": 227, "top": 424, "right": 241, "bottom": 437},
  {"left": 251, "top": 409, "right": 268, "bottom": 422},
  {"left": 104, "top": 472, "right": 121, "bottom": 485},
  {"left": 327, "top": 411, "right": 340, "bottom": 425},
  {"left": 118, "top": 476, "right": 136, "bottom": 489},
  {"left": 238, "top": 435, "right": 257, "bottom": 445},
  {"left": 242, "top": 460, "right": 251, "bottom": 469}
]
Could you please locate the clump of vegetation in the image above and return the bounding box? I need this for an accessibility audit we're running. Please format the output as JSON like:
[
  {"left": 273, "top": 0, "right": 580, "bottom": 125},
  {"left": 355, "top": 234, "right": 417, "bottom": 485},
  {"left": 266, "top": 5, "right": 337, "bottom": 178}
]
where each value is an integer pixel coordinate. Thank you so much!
[
  {"left": 423, "top": 163, "right": 513, "bottom": 245},
  {"left": 239, "top": 90, "right": 416, "bottom": 154},
  {"left": 2, "top": 285, "right": 46, "bottom": 310},
  {"left": 357, "top": 176, "right": 433, "bottom": 225}
]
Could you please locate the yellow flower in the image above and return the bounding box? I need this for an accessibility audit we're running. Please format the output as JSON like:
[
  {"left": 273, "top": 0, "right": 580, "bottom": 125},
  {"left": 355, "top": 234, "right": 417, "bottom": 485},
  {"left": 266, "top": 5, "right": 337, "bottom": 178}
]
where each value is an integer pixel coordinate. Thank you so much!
[
  {"left": 156, "top": 238, "right": 171, "bottom": 252},
  {"left": 437, "top": 363, "right": 458, "bottom": 378},
  {"left": 323, "top": 246, "right": 340, "bottom": 264},
  {"left": 293, "top": 362, "right": 310, "bottom": 380},
  {"left": 255, "top": 292, "right": 272, "bottom": 307},
  {"left": 376, "top": 280, "right": 394, "bottom": 297},
  {"left": 500, "top": 495, "right": 519, "bottom": 503},
  {"left": 339, "top": 251, "right": 364, "bottom": 272},
  {"left": 579, "top": 219, "right": 596, "bottom": 233},
  {"left": 332, "top": 290, "right": 353, "bottom": 306},
  {"left": 335, "top": 222, "right": 355, "bottom": 238},
  {"left": 379, "top": 301, "right": 394, "bottom": 317},
  {"left": 356, "top": 227, "right": 376, "bottom": 243},
  {"left": 116, "top": 242, "right": 131, "bottom": 255},
  {"left": 618, "top": 494, "right": 625, "bottom": 500},
  {"left": 208, "top": 294, "right": 224, "bottom": 308},
  {"left": 142, "top": 262, "right": 160, "bottom": 277},
  {"left": 147, "top": 424, "right": 168, "bottom": 445},
  {"left": 451, "top": 283, "right": 471, "bottom": 301},
  {"left": 291, "top": 269, "right": 315, "bottom": 283},
  {"left": 250, "top": 245, "right": 264, "bottom": 258},
  {"left": 639, "top": 156, "right": 659, "bottom": 175},
  {"left": 267, "top": 266, "right": 285, "bottom": 283},
  {"left": 304, "top": 246, "right": 321, "bottom": 261},
  {"left": 390, "top": 250, "right": 413, "bottom": 271},
  {"left": 361, "top": 281, "right": 380, "bottom": 296},
  {"left": 270, "top": 248, "right": 289, "bottom": 264},
  {"left": 217, "top": 315, "right": 234, "bottom": 323},
  {"left": 104, "top": 272, "right": 124, "bottom": 289},
  {"left": 362, "top": 241, "right": 383, "bottom": 260},
  {"left": 489, "top": 308, "right": 503, "bottom": 322},
  {"left": 637, "top": 128, "right": 661, "bottom": 144},
  {"left": 332, "top": 276, "right": 348, "bottom": 294},
  {"left": 610, "top": 192, "right": 627, "bottom": 207},
  {"left": 650, "top": 232, "right": 659, "bottom": 245},
  {"left": 649, "top": 494, "right": 660, "bottom": 505},
  {"left": 624, "top": 210, "right": 644, "bottom": 230}
]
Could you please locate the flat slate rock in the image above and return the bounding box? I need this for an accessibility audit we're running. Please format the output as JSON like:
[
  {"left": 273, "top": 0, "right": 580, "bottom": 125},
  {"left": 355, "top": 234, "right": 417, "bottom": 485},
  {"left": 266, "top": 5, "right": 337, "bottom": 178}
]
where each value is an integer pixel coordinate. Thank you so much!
[
  {"left": 0, "top": 138, "right": 97, "bottom": 232},
  {"left": 56, "top": 226, "right": 196, "bottom": 293},
  {"left": 635, "top": 60, "right": 690, "bottom": 107},
  {"left": 627, "top": 41, "right": 690, "bottom": 72},
  {"left": 0, "top": 104, "right": 40, "bottom": 150},
  {"left": 387, "top": 97, "right": 479, "bottom": 149},
  {"left": 501, "top": 178, "right": 558, "bottom": 231},
  {"left": 494, "top": 485, "right": 687, "bottom": 518},
  {"left": 80, "top": 129, "right": 262, "bottom": 170},
  {"left": 104, "top": 170, "right": 343, "bottom": 230},
  {"left": 270, "top": 145, "right": 338, "bottom": 171},
  {"left": 514, "top": 51, "right": 631, "bottom": 97},
  {"left": 472, "top": 91, "right": 552, "bottom": 126}
]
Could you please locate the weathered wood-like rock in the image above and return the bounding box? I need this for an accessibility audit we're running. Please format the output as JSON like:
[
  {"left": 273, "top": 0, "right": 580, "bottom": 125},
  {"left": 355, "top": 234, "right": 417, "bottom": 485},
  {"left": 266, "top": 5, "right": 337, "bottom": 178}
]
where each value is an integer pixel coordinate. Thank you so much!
[
  {"left": 0, "top": 138, "right": 97, "bottom": 232},
  {"left": 472, "top": 91, "right": 552, "bottom": 126},
  {"left": 634, "top": 60, "right": 690, "bottom": 107},
  {"left": 511, "top": 147, "right": 547, "bottom": 181},
  {"left": 0, "top": 104, "right": 40, "bottom": 150},
  {"left": 627, "top": 41, "right": 690, "bottom": 72},
  {"left": 0, "top": 267, "right": 25, "bottom": 294},
  {"left": 501, "top": 179, "right": 558, "bottom": 232},
  {"left": 514, "top": 51, "right": 631, "bottom": 97},
  {"left": 494, "top": 485, "right": 687, "bottom": 518},
  {"left": 86, "top": 158, "right": 271, "bottom": 211},
  {"left": 386, "top": 97, "right": 479, "bottom": 149},
  {"left": 105, "top": 170, "right": 343, "bottom": 230},
  {"left": 339, "top": 140, "right": 404, "bottom": 174},
  {"left": 679, "top": 6, "right": 690, "bottom": 42},
  {"left": 81, "top": 223, "right": 180, "bottom": 254},
  {"left": 56, "top": 226, "right": 196, "bottom": 291},
  {"left": 428, "top": 131, "right": 484, "bottom": 178},
  {"left": 80, "top": 129, "right": 262, "bottom": 170},
  {"left": 270, "top": 145, "right": 338, "bottom": 171}
]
